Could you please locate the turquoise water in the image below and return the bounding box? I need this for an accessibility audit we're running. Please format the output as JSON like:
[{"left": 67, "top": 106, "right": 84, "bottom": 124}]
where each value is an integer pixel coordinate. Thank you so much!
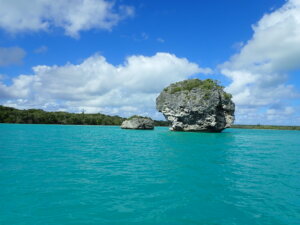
[{"left": 0, "top": 124, "right": 299, "bottom": 225}]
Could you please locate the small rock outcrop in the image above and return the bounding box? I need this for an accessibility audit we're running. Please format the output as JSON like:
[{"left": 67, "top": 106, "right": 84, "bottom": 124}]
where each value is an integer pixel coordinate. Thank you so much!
[
  {"left": 156, "top": 79, "right": 235, "bottom": 132},
  {"left": 121, "top": 116, "right": 154, "bottom": 130}
]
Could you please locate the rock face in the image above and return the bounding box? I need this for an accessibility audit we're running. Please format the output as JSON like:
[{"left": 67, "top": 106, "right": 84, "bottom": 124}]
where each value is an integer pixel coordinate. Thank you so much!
[
  {"left": 121, "top": 116, "right": 154, "bottom": 130},
  {"left": 156, "top": 79, "right": 235, "bottom": 132}
]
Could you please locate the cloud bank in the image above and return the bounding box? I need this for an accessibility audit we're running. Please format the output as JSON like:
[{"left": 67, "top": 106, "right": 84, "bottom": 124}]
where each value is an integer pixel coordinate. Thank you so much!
[
  {"left": 0, "top": 0, "right": 134, "bottom": 38},
  {"left": 221, "top": 0, "right": 300, "bottom": 124},
  {"left": 0, "top": 53, "right": 209, "bottom": 118}
]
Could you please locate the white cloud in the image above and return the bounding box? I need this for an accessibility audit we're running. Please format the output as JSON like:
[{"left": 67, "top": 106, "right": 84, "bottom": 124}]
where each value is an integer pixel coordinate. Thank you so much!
[
  {"left": 267, "top": 106, "right": 295, "bottom": 116},
  {"left": 157, "top": 38, "right": 165, "bottom": 43},
  {"left": 141, "top": 32, "right": 149, "bottom": 40},
  {"left": 233, "top": 105, "right": 299, "bottom": 125},
  {"left": 0, "top": 0, "right": 134, "bottom": 38},
  {"left": 0, "top": 46, "right": 26, "bottom": 66},
  {"left": 34, "top": 46, "right": 48, "bottom": 54},
  {"left": 0, "top": 52, "right": 209, "bottom": 118},
  {"left": 220, "top": 0, "right": 300, "bottom": 124}
]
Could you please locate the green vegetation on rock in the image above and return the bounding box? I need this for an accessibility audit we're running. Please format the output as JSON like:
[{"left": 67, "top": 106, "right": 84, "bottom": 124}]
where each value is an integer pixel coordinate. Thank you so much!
[
  {"left": 165, "top": 79, "right": 226, "bottom": 95},
  {"left": 224, "top": 93, "right": 233, "bottom": 100},
  {"left": 127, "top": 115, "right": 152, "bottom": 120}
]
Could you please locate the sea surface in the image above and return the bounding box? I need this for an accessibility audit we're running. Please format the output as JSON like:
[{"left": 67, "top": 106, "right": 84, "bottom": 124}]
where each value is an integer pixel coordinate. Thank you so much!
[{"left": 0, "top": 124, "right": 299, "bottom": 225}]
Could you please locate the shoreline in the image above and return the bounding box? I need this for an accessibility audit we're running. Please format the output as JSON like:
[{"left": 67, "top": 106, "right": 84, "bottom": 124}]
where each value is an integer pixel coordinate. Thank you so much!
[
  {"left": 1, "top": 123, "right": 299, "bottom": 131},
  {"left": 231, "top": 124, "right": 300, "bottom": 131}
]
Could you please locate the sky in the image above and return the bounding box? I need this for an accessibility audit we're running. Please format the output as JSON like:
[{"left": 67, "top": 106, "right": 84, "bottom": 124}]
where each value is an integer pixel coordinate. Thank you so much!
[{"left": 0, "top": 0, "right": 299, "bottom": 125}]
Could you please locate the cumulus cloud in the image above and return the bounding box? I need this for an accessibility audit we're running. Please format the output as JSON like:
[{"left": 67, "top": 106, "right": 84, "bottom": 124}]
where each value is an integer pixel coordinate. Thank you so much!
[
  {"left": 221, "top": 0, "right": 300, "bottom": 124},
  {"left": 0, "top": 46, "right": 26, "bottom": 66},
  {"left": 0, "top": 0, "right": 134, "bottom": 38},
  {"left": 0, "top": 53, "right": 209, "bottom": 118}
]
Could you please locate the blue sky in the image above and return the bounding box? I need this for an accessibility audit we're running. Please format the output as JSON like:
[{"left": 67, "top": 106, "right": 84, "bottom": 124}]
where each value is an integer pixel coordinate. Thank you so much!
[{"left": 0, "top": 0, "right": 299, "bottom": 125}]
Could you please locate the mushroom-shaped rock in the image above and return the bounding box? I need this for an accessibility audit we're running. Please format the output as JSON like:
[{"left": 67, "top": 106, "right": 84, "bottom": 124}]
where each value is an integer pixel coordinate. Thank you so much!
[
  {"left": 121, "top": 116, "right": 154, "bottom": 130},
  {"left": 156, "top": 79, "right": 235, "bottom": 132}
]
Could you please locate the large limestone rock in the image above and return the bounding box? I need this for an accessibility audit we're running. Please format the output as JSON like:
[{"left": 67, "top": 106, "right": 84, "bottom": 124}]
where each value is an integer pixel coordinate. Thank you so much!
[
  {"left": 156, "top": 79, "right": 235, "bottom": 132},
  {"left": 121, "top": 116, "right": 154, "bottom": 130}
]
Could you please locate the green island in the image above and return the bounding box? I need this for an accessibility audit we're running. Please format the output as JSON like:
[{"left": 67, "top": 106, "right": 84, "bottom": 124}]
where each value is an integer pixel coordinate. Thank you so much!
[
  {"left": 231, "top": 124, "right": 300, "bottom": 131},
  {"left": 0, "top": 105, "right": 169, "bottom": 126},
  {"left": 1, "top": 105, "right": 299, "bottom": 130}
]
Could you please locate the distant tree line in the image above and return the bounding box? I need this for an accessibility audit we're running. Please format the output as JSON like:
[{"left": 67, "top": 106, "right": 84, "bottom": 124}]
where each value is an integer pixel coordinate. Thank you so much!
[
  {"left": 231, "top": 124, "right": 300, "bottom": 131},
  {"left": 0, "top": 105, "right": 169, "bottom": 126},
  {"left": 0, "top": 105, "right": 124, "bottom": 125},
  {"left": 1, "top": 106, "right": 298, "bottom": 129}
]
